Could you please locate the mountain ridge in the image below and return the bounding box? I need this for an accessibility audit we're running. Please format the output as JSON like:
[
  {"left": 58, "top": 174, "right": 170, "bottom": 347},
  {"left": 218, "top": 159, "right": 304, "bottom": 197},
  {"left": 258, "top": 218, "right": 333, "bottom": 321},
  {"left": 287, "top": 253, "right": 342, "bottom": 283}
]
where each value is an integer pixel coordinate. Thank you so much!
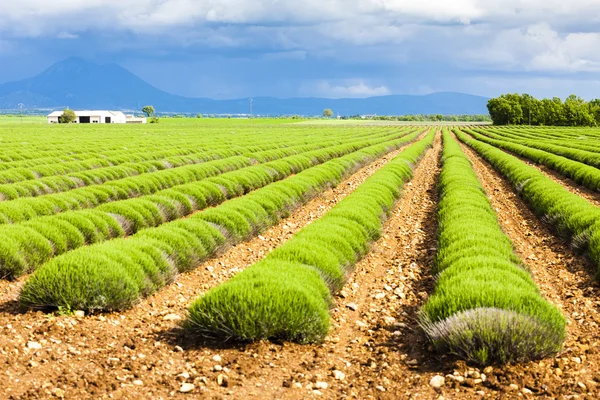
[{"left": 0, "top": 58, "right": 490, "bottom": 115}]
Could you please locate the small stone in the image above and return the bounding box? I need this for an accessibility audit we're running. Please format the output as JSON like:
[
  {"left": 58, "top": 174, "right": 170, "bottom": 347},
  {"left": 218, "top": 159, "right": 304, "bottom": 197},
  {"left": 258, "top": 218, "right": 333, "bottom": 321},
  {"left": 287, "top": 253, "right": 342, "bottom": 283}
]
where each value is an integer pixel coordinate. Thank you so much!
[
  {"left": 483, "top": 366, "right": 493, "bottom": 374},
  {"left": 217, "top": 374, "right": 228, "bottom": 387},
  {"left": 74, "top": 310, "right": 85, "bottom": 318},
  {"left": 174, "top": 346, "right": 184, "bottom": 352},
  {"left": 406, "top": 359, "right": 419, "bottom": 366},
  {"left": 163, "top": 314, "right": 182, "bottom": 321},
  {"left": 28, "top": 360, "right": 39, "bottom": 368},
  {"left": 212, "top": 355, "right": 222, "bottom": 363},
  {"left": 446, "top": 374, "right": 465, "bottom": 383},
  {"left": 133, "top": 380, "right": 143, "bottom": 386},
  {"left": 376, "top": 386, "right": 386, "bottom": 392},
  {"left": 508, "top": 384, "right": 519, "bottom": 391},
  {"left": 468, "top": 371, "right": 481, "bottom": 379},
  {"left": 522, "top": 388, "right": 533, "bottom": 395},
  {"left": 213, "top": 365, "right": 223, "bottom": 372},
  {"left": 51, "top": 388, "right": 65, "bottom": 398},
  {"left": 107, "top": 357, "right": 120, "bottom": 366},
  {"left": 314, "top": 381, "right": 328, "bottom": 390},
  {"left": 346, "top": 303, "right": 358, "bottom": 311},
  {"left": 355, "top": 320, "right": 368, "bottom": 328},
  {"left": 430, "top": 375, "right": 445, "bottom": 389},
  {"left": 572, "top": 357, "right": 582, "bottom": 364},
  {"left": 333, "top": 370, "right": 345, "bottom": 380},
  {"left": 312, "top": 390, "right": 323, "bottom": 396},
  {"left": 578, "top": 382, "right": 587, "bottom": 390},
  {"left": 177, "top": 372, "right": 190, "bottom": 381},
  {"left": 179, "top": 383, "right": 195, "bottom": 393},
  {"left": 476, "top": 391, "right": 486, "bottom": 396},
  {"left": 382, "top": 316, "right": 396, "bottom": 325},
  {"left": 294, "top": 382, "right": 303, "bottom": 389},
  {"left": 27, "top": 341, "right": 42, "bottom": 350},
  {"left": 374, "top": 292, "right": 386, "bottom": 299}
]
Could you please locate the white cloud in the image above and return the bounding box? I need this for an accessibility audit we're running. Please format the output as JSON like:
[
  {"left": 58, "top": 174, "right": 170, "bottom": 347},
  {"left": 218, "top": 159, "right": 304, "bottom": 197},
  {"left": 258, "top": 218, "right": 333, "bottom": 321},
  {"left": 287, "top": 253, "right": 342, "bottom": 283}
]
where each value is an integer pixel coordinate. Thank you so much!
[
  {"left": 2, "top": 0, "right": 600, "bottom": 81},
  {"left": 57, "top": 32, "right": 78, "bottom": 39},
  {"left": 455, "top": 75, "right": 600, "bottom": 100},
  {"left": 308, "top": 80, "right": 392, "bottom": 98},
  {"left": 461, "top": 22, "right": 600, "bottom": 72}
]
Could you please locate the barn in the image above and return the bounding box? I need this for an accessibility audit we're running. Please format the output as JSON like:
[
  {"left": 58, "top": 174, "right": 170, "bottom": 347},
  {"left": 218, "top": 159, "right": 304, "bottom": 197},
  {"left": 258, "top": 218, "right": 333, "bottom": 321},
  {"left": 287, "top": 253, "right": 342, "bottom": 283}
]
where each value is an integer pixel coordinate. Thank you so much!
[{"left": 47, "top": 110, "right": 128, "bottom": 124}]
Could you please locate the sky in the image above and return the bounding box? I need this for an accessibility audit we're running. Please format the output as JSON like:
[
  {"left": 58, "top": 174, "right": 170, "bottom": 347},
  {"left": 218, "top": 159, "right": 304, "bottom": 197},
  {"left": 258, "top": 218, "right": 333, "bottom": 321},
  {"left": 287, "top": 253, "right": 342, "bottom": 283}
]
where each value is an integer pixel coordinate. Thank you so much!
[{"left": 1, "top": 0, "right": 600, "bottom": 99}]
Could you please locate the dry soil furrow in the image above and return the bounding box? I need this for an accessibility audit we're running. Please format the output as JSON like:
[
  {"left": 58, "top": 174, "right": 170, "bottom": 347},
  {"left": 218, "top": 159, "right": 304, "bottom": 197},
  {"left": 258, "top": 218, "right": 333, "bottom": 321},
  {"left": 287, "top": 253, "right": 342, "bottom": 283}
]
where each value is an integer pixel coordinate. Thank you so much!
[
  {"left": 321, "top": 130, "right": 444, "bottom": 399},
  {"left": 0, "top": 138, "right": 422, "bottom": 400},
  {"left": 459, "top": 139, "right": 600, "bottom": 399}
]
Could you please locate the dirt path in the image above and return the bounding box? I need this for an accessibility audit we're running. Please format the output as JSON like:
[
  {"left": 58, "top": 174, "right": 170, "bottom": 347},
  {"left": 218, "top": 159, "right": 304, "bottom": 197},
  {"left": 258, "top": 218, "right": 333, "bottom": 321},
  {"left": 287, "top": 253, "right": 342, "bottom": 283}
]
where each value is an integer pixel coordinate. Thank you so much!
[
  {"left": 458, "top": 139, "right": 600, "bottom": 398},
  {"left": 0, "top": 139, "right": 423, "bottom": 400}
]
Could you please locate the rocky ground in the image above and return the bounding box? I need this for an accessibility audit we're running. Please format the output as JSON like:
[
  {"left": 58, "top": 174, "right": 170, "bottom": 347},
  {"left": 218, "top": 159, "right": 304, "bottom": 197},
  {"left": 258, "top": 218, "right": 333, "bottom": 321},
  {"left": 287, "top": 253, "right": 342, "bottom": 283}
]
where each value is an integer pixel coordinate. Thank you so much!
[{"left": 1, "top": 132, "right": 599, "bottom": 399}]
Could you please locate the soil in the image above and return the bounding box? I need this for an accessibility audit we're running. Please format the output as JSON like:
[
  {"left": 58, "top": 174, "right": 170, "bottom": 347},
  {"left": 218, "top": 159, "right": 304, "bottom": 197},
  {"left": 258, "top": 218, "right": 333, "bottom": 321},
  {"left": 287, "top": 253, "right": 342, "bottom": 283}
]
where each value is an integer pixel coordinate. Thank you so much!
[{"left": 2, "top": 130, "right": 600, "bottom": 399}]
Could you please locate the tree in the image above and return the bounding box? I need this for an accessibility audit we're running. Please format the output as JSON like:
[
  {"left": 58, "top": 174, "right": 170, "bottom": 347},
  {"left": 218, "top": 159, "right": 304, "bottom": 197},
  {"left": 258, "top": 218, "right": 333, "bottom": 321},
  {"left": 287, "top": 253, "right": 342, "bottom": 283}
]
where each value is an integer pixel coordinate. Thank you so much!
[
  {"left": 59, "top": 109, "right": 76, "bottom": 124},
  {"left": 142, "top": 105, "right": 155, "bottom": 118},
  {"left": 487, "top": 98, "right": 514, "bottom": 125},
  {"left": 323, "top": 109, "right": 334, "bottom": 118},
  {"left": 487, "top": 93, "right": 598, "bottom": 127}
]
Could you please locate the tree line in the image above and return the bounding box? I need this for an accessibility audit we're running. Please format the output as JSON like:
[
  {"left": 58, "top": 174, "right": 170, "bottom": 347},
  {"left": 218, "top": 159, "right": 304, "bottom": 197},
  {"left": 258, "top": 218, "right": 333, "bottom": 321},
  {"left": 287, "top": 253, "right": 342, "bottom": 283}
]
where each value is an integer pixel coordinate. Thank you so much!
[{"left": 488, "top": 93, "right": 600, "bottom": 126}]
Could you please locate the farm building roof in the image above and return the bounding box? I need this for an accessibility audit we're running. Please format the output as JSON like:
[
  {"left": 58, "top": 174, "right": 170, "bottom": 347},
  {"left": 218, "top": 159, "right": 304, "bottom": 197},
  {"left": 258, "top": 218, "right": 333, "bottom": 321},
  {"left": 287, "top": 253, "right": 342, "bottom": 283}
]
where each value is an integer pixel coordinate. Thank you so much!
[{"left": 47, "top": 110, "right": 126, "bottom": 117}]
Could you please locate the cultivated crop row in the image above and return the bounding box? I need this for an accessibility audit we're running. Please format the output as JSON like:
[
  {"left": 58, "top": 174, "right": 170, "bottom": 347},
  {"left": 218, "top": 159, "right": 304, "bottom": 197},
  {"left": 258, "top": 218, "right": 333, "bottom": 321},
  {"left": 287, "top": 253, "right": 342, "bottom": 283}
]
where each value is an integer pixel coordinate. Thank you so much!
[
  {"left": 19, "top": 129, "right": 429, "bottom": 311},
  {"left": 456, "top": 130, "right": 600, "bottom": 281},
  {"left": 0, "top": 130, "right": 422, "bottom": 279},
  {"left": 184, "top": 130, "right": 436, "bottom": 343},
  {"left": 419, "top": 130, "right": 565, "bottom": 365},
  {"left": 0, "top": 134, "right": 386, "bottom": 199},
  {"left": 473, "top": 127, "right": 600, "bottom": 167},
  {"left": 461, "top": 128, "right": 600, "bottom": 192},
  {"left": 485, "top": 127, "right": 600, "bottom": 152},
  {"left": 0, "top": 124, "right": 383, "bottom": 170},
  {"left": 0, "top": 126, "right": 386, "bottom": 186}
]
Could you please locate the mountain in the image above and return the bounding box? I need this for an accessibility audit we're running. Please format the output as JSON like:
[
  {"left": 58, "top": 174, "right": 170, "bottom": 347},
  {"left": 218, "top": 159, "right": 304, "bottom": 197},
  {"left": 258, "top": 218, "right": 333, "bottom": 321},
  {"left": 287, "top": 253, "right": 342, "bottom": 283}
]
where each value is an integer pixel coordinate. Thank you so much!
[{"left": 0, "top": 58, "right": 489, "bottom": 115}]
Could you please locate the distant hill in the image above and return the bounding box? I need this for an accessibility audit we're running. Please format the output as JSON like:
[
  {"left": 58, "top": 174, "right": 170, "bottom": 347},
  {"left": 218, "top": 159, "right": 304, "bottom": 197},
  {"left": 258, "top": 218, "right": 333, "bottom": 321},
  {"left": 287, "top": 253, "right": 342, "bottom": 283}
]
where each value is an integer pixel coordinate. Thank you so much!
[{"left": 0, "top": 58, "right": 489, "bottom": 115}]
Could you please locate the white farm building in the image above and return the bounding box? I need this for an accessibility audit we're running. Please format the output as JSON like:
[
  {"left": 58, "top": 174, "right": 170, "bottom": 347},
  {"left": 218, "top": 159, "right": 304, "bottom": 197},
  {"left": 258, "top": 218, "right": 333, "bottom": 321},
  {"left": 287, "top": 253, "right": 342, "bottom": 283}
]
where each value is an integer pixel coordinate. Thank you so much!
[{"left": 47, "top": 110, "right": 145, "bottom": 124}]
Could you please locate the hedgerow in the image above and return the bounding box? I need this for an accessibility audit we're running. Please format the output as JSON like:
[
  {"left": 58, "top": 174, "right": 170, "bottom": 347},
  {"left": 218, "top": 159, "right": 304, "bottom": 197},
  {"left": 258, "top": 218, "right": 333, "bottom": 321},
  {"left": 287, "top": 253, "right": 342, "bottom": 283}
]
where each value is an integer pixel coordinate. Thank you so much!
[
  {"left": 419, "top": 130, "right": 565, "bottom": 365},
  {"left": 184, "top": 129, "right": 436, "bottom": 343},
  {"left": 19, "top": 129, "right": 423, "bottom": 310}
]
